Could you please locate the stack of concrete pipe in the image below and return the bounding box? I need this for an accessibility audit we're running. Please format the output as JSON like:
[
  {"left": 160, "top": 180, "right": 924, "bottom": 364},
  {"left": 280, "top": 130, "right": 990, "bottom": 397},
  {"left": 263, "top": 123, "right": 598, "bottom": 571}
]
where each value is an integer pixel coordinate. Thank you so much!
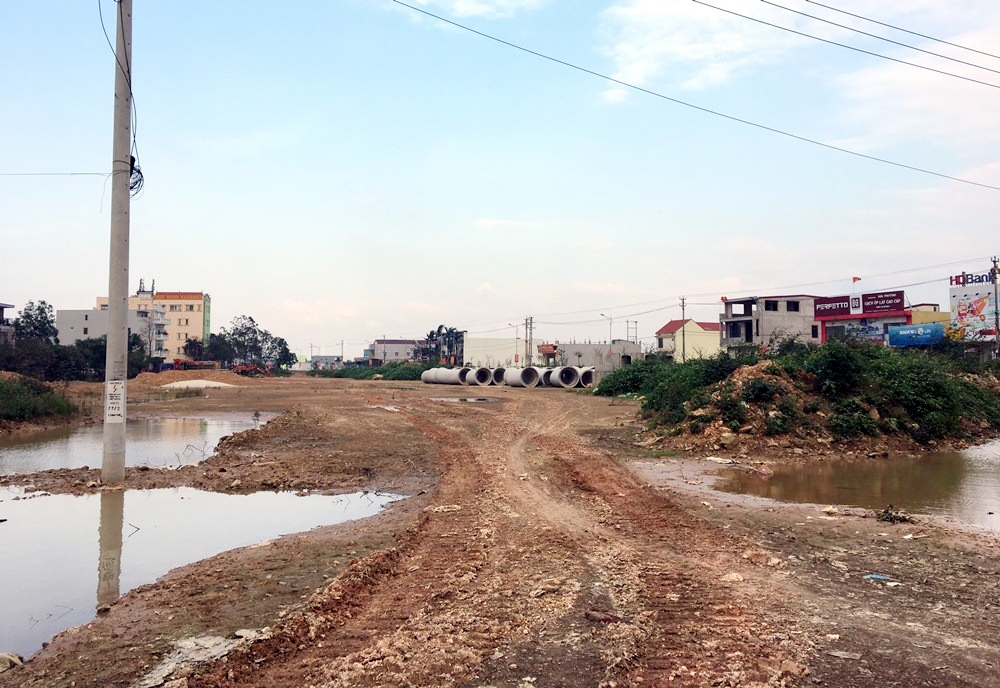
[{"left": 422, "top": 365, "right": 595, "bottom": 389}]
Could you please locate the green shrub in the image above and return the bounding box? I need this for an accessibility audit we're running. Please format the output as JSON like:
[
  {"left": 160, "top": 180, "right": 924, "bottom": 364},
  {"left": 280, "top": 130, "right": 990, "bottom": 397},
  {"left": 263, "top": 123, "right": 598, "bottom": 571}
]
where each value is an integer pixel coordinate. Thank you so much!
[
  {"left": 805, "top": 342, "right": 866, "bottom": 399},
  {"left": 742, "top": 378, "right": 780, "bottom": 403},
  {"left": 0, "top": 377, "right": 76, "bottom": 421},
  {"left": 765, "top": 413, "right": 792, "bottom": 435},
  {"left": 715, "top": 394, "right": 747, "bottom": 426},
  {"left": 828, "top": 397, "right": 878, "bottom": 438}
]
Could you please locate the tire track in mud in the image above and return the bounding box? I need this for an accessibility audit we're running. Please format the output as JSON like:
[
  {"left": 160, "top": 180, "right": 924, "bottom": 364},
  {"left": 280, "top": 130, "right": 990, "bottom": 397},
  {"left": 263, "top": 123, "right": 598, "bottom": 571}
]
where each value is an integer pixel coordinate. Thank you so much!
[{"left": 189, "top": 388, "right": 803, "bottom": 688}]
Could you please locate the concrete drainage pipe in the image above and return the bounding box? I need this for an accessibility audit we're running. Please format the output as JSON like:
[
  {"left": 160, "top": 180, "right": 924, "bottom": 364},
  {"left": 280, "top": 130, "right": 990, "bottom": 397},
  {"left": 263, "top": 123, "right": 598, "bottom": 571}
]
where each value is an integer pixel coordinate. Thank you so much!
[
  {"left": 534, "top": 367, "right": 553, "bottom": 387},
  {"left": 503, "top": 367, "right": 541, "bottom": 388},
  {"left": 490, "top": 368, "right": 505, "bottom": 386},
  {"left": 549, "top": 366, "right": 581, "bottom": 388},
  {"left": 464, "top": 367, "right": 492, "bottom": 386},
  {"left": 575, "top": 366, "right": 595, "bottom": 388}
]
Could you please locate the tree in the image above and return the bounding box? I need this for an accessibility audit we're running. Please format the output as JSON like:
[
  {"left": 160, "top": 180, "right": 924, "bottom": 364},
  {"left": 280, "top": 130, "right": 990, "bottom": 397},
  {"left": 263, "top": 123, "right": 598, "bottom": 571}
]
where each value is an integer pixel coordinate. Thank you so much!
[
  {"left": 14, "top": 300, "right": 59, "bottom": 344},
  {"left": 261, "top": 333, "right": 296, "bottom": 368},
  {"left": 183, "top": 337, "right": 205, "bottom": 360},
  {"left": 225, "top": 315, "right": 264, "bottom": 364},
  {"left": 204, "top": 332, "right": 236, "bottom": 364}
]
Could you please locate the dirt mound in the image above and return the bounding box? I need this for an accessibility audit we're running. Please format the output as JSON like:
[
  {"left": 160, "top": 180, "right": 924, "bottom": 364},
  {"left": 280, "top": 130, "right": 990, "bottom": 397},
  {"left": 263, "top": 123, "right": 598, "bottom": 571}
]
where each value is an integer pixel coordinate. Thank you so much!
[{"left": 130, "top": 369, "right": 256, "bottom": 389}]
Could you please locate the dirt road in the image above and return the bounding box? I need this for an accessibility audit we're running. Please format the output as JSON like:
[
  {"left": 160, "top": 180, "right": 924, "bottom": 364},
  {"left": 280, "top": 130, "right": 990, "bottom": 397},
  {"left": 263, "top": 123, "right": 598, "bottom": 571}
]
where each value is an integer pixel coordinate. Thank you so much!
[{"left": 2, "top": 377, "right": 999, "bottom": 687}]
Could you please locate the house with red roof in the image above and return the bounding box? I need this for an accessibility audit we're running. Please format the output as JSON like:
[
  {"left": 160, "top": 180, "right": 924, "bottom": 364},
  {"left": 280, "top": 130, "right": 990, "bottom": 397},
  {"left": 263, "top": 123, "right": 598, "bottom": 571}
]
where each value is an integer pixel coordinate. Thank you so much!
[{"left": 654, "top": 319, "right": 721, "bottom": 362}]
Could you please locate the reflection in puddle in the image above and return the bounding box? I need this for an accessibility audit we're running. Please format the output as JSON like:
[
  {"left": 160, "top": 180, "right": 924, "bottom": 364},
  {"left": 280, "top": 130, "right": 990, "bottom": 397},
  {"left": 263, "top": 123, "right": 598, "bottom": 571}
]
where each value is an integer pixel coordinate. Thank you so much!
[
  {"left": 0, "top": 486, "right": 403, "bottom": 658},
  {"left": 0, "top": 414, "right": 274, "bottom": 475},
  {"left": 716, "top": 439, "right": 1000, "bottom": 532}
]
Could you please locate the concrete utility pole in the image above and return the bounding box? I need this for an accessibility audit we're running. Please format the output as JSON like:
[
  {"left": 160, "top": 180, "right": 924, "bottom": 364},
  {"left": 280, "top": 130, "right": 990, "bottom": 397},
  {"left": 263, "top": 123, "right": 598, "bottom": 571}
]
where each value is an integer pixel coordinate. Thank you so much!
[
  {"left": 680, "top": 296, "right": 687, "bottom": 363},
  {"left": 102, "top": 0, "right": 133, "bottom": 484},
  {"left": 508, "top": 323, "right": 519, "bottom": 364},
  {"left": 600, "top": 313, "right": 614, "bottom": 370},
  {"left": 993, "top": 256, "right": 999, "bottom": 359}
]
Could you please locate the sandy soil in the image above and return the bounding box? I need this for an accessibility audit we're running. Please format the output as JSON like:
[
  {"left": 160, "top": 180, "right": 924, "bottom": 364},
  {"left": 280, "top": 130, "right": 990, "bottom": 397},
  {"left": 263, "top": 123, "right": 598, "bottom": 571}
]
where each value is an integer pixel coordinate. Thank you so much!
[{"left": 1, "top": 376, "right": 998, "bottom": 688}]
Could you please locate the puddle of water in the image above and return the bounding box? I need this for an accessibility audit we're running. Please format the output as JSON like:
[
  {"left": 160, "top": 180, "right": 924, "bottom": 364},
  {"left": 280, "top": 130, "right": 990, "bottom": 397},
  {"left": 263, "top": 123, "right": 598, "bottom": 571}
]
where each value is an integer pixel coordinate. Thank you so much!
[
  {"left": 428, "top": 397, "right": 499, "bottom": 403},
  {"left": 716, "top": 439, "right": 1000, "bottom": 531},
  {"left": 0, "top": 486, "right": 403, "bottom": 658},
  {"left": 0, "top": 414, "right": 274, "bottom": 476}
]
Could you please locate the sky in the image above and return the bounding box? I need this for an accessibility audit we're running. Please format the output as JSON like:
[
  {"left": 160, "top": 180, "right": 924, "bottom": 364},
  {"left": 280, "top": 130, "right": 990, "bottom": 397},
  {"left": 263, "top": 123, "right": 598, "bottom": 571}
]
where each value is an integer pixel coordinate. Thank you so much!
[{"left": 2, "top": 0, "right": 998, "bottom": 359}]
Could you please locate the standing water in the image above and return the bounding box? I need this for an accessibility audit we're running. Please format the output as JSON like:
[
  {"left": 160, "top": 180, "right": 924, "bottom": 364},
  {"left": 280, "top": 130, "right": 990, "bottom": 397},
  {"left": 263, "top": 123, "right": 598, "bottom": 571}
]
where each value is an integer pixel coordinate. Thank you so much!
[
  {"left": 0, "top": 414, "right": 273, "bottom": 475},
  {"left": 716, "top": 438, "right": 1000, "bottom": 531},
  {"left": 0, "top": 486, "right": 403, "bottom": 659}
]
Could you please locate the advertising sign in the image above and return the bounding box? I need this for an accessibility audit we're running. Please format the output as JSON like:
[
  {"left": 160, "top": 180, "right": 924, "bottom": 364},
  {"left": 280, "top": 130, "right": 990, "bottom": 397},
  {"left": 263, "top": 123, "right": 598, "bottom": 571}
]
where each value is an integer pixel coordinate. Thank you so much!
[
  {"left": 951, "top": 286, "right": 997, "bottom": 340},
  {"left": 887, "top": 323, "right": 945, "bottom": 347},
  {"left": 861, "top": 290, "right": 904, "bottom": 314},
  {"left": 814, "top": 296, "right": 851, "bottom": 317},
  {"left": 815, "top": 291, "right": 905, "bottom": 318}
]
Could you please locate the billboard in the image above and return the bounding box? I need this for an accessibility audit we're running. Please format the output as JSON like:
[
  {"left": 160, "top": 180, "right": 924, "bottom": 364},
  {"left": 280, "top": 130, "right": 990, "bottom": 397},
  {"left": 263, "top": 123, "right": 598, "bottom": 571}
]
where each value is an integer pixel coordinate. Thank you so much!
[
  {"left": 887, "top": 323, "right": 945, "bottom": 347},
  {"left": 951, "top": 286, "right": 997, "bottom": 340},
  {"left": 815, "top": 290, "right": 905, "bottom": 319}
]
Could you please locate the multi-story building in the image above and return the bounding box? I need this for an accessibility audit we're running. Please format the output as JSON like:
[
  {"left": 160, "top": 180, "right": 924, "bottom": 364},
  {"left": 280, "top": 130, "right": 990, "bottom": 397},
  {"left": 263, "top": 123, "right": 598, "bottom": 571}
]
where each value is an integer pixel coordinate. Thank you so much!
[
  {"left": 814, "top": 291, "right": 949, "bottom": 344},
  {"left": 720, "top": 295, "right": 821, "bottom": 353},
  {"left": 95, "top": 282, "right": 211, "bottom": 358},
  {"left": 654, "top": 320, "right": 721, "bottom": 361},
  {"left": 0, "top": 302, "right": 14, "bottom": 346},
  {"left": 56, "top": 306, "right": 169, "bottom": 357}
]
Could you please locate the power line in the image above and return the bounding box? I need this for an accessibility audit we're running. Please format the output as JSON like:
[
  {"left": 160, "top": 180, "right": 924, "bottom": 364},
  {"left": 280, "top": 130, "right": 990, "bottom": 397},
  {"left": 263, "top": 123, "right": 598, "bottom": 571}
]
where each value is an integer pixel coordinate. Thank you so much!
[
  {"left": 805, "top": 0, "right": 1000, "bottom": 61},
  {"left": 0, "top": 172, "right": 109, "bottom": 177},
  {"left": 392, "top": 0, "right": 1000, "bottom": 192},
  {"left": 692, "top": 0, "right": 1000, "bottom": 90},
  {"left": 99, "top": 0, "right": 143, "bottom": 196},
  {"left": 760, "top": 0, "right": 1000, "bottom": 76}
]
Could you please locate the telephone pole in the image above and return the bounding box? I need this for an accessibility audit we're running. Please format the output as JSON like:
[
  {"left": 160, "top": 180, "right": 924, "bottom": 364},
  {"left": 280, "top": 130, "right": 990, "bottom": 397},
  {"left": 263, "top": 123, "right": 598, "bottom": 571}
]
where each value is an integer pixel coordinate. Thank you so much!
[
  {"left": 993, "top": 256, "right": 999, "bottom": 359},
  {"left": 102, "top": 0, "right": 133, "bottom": 484},
  {"left": 680, "top": 296, "right": 687, "bottom": 363},
  {"left": 524, "top": 316, "right": 534, "bottom": 366}
]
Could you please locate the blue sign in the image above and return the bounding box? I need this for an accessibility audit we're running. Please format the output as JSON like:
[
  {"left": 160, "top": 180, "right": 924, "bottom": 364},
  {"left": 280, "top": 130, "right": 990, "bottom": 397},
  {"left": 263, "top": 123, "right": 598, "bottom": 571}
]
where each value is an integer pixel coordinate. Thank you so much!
[{"left": 887, "top": 323, "right": 945, "bottom": 347}]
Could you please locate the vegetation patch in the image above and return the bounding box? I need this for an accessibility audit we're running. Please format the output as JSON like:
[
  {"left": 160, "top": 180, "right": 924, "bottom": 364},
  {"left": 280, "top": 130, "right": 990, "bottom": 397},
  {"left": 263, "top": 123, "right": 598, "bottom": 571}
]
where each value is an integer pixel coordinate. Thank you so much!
[
  {"left": 596, "top": 341, "right": 1000, "bottom": 448},
  {"left": 0, "top": 376, "right": 76, "bottom": 422}
]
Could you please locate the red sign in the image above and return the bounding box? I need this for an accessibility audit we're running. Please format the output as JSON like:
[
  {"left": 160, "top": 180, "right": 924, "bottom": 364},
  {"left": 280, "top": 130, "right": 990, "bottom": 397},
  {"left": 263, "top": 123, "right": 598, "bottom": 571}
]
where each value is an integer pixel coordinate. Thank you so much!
[
  {"left": 814, "top": 296, "right": 851, "bottom": 317},
  {"left": 861, "top": 290, "right": 904, "bottom": 314},
  {"left": 815, "top": 291, "right": 905, "bottom": 319}
]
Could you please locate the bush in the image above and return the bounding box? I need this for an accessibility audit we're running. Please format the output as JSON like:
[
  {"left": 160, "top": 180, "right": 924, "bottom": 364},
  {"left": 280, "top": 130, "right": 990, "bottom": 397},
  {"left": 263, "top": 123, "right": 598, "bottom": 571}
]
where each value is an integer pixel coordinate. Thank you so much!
[
  {"left": 805, "top": 342, "right": 866, "bottom": 398},
  {"left": 828, "top": 397, "right": 878, "bottom": 438},
  {"left": 742, "top": 378, "right": 780, "bottom": 403},
  {"left": 765, "top": 413, "right": 792, "bottom": 435},
  {"left": 0, "top": 377, "right": 76, "bottom": 421},
  {"left": 715, "top": 394, "right": 747, "bottom": 426}
]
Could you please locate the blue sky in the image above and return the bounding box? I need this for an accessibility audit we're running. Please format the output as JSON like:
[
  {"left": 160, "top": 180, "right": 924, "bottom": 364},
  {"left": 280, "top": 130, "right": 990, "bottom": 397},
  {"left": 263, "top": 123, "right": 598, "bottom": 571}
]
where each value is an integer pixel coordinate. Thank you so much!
[{"left": 2, "top": 0, "right": 998, "bottom": 358}]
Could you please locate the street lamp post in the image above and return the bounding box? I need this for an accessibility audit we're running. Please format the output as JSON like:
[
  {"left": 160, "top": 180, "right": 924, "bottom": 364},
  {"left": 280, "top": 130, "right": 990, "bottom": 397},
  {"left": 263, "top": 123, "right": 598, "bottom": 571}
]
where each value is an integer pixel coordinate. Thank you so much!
[{"left": 508, "top": 323, "right": 520, "bottom": 365}]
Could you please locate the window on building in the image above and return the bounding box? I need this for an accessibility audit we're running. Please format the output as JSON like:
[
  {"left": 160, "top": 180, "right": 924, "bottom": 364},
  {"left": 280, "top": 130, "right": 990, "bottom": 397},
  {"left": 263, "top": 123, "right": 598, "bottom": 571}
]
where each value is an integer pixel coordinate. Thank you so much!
[
  {"left": 84, "top": 314, "right": 88, "bottom": 321},
  {"left": 169, "top": 305, "right": 179, "bottom": 311},
  {"left": 83, "top": 327, "right": 88, "bottom": 335},
  {"left": 101, "top": 304, "right": 108, "bottom": 311},
  {"left": 186, "top": 305, "right": 195, "bottom": 311},
  {"left": 787, "top": 301, "right": 800, "bottom": 312},
  {"left": 811, "top": 325, "right": 819, "bottom": 338},
  {"left": 657, "top": 338, "right": 664, "bottom": 349},
  {"left": 764, "top": 300, "right": 779, "bottom": 311}
]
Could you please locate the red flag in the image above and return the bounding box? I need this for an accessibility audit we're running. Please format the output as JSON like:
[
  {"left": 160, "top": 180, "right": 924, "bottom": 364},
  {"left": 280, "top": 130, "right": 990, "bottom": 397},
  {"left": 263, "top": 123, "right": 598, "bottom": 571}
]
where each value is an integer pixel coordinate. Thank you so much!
[{"left": 852, "top": 276, "right": 861, "bottom": 283}]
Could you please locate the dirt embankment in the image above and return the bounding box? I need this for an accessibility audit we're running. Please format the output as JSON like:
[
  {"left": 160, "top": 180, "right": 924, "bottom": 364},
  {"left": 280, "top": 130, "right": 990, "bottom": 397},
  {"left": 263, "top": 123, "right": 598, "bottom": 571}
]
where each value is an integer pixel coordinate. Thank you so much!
[{"left": 1, "top": 378, "right": 998, "bottom": 688}]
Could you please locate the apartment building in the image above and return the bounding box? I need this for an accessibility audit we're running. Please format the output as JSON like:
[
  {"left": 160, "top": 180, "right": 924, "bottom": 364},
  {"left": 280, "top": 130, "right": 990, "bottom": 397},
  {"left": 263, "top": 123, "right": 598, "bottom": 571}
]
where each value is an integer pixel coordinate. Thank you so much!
[
  {"left": 93, "top": 281, "right": 211, "bottom": 358},
  {"left": 719, "top": 295, "right": 821, "bottom": 353},
  {"left": 57, "top": 306, "right": 169, "bottom": 357},
  {"left": 0, "top": 302, "right": 14, "bottom": 346}
]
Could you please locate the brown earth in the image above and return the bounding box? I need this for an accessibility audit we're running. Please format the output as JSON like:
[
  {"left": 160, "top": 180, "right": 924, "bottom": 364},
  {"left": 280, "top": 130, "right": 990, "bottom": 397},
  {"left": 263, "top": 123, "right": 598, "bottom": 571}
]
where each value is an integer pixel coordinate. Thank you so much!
[{"left": 1, "top": 376, "right": 998, "bottom": 688}]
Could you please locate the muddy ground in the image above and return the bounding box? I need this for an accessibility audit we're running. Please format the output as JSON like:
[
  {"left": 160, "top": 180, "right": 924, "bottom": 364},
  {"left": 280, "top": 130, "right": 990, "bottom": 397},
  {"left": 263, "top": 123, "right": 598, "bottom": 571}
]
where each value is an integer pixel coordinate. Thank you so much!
[{"left": 1, "top": 376, "right": 998, "bottom": 687}]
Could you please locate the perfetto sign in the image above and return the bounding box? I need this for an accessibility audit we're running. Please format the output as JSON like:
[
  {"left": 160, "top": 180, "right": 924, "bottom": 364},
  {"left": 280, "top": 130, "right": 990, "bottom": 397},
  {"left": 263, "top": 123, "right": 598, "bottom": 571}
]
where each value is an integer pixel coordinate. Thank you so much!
[{"left": 814, "top": 290, "right": 905, "bottom": 318}]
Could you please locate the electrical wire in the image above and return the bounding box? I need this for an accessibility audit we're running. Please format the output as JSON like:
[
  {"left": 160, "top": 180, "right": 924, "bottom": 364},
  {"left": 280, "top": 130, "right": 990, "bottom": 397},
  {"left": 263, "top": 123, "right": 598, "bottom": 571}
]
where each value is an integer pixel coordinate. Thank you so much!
[
  {"left": 99, "top": 0, "right": 143, "bottom": 197},
  {"left": 392, "top": 0, "right": 1000, "bottom": 192},
  {"left": 805, "top": 0, "right": 1000, "bottom": 61},
  {"left": 760, "top": 0, "right": 1000, "bottom": 76},
  {"left": 692, "top": 0, "right": 1000, "bottom": 89}
]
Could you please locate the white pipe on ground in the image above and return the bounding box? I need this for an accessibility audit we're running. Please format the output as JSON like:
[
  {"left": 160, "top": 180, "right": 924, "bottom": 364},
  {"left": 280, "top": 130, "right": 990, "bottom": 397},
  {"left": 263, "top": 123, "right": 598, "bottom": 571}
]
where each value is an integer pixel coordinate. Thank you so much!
[
  {"left": 549, "top": 366, "right": 581, "bottom": 388},
  {"left": 535, "top": 367, "right": 553, "bottom": 387},
  {"left": 490, "top": 368, "right": 505, "bottom": 386},
  {"left": 464, "top": 367, "right": 491, "bottom": 386},
  {"left": 503, "top": 367, "right": 540, "bottom": 388},
  {"left": 575, "top": 366, "right": 595, "bottom": 388}
]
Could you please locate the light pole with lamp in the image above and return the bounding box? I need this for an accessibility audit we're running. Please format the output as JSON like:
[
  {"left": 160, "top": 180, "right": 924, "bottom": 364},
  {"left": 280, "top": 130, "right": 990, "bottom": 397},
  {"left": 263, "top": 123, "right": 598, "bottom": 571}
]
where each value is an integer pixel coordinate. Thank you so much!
[{"left": 508, "top": 323, "right": 520, "bottom": 365}]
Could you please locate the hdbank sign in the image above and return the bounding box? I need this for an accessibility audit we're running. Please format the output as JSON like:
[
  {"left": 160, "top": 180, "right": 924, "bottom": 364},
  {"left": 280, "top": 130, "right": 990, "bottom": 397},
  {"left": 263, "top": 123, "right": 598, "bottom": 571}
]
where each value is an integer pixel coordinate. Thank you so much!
[
  {"left": 950, "top": 267, "right": 998, "bottom": 340},
  {"left": 887, "top": 323, "right": 944, "bottom": 347}
]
